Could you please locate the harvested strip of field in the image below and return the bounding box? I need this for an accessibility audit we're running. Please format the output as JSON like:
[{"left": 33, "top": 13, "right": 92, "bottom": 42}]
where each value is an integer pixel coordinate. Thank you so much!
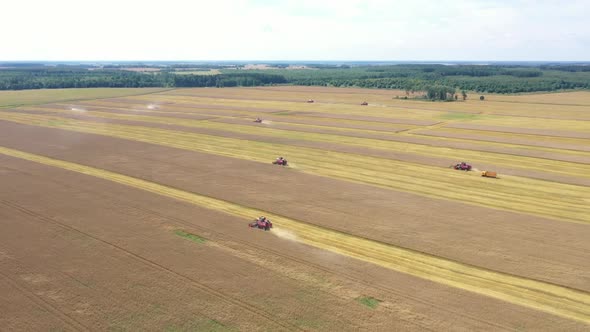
[
  {"left": 1, "top": 145, "right": 589, "bottom": 325},
  {"left": 0, "top": 112, "right": 588, "bottom": 224},
  {"left": 412, "top": 127, "right": 590, "bottom": 152}
]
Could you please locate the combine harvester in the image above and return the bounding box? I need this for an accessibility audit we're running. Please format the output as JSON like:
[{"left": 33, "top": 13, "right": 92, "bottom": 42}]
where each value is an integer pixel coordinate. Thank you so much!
[
  {"left": 254, "top": 117, "right": 263, "bottom": 123},
  {"left": 452, "top": 162, "right": 472, "bottom": 171},
  {"left": 307, "top": 99, "right": 315, "bottom": 103},
  {"left": 272, "top": 157, "right": 288, "bottom": 166},
  {"left": 360, "top": 101, "right": 368, "bottom": 106},
  {"left": 249, "top": 216, "right": 273, "bottom": 231}
]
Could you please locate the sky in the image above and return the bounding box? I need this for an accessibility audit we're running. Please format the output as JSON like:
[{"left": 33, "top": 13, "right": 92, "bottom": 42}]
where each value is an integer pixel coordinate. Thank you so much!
[{"left": 2, "top": 0, "right": 589, "bottom": 61}]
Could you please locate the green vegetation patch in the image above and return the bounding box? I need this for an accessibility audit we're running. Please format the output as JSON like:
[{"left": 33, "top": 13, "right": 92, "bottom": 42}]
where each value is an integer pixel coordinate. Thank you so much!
[
  {"left": 45, "top": 120, "right": 67, "bottom": 126},
  {"left": 440, "top": 112, "right": 481, "bottom": 120},
  {"left": 174, "top": 230, "right": 207, "bottom": 244},
  {"left": 356, "top": 296, "right": 382, "bottom": 309}
]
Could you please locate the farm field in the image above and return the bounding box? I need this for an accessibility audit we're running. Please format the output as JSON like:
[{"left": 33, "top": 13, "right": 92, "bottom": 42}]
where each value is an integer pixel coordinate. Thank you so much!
[{"left": 1, "top": 86, "right": 589, "bottom": 331}]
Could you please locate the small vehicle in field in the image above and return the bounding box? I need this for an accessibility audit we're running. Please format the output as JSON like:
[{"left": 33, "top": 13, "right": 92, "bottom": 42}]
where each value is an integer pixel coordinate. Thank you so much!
[
  {"left": 254, "top": 118, "right": 263, "bottom": 123},
  {"left": 272, "top": 157, "right": 288, "bottom": 166},
  {"left": 452, "top": 162, "right": 472, "bottom": 171},
  {"left": 360, "top": 101, "right": 368, "bottom": 106},
  {"left": 249, "top": 216, "right": 273, "bottom": 231},
  {"left": 481, "top": 171, "right": 497, "bottom": 178},
  {"left": 307, "top": 99, "right": 315, "bottom": 103}
]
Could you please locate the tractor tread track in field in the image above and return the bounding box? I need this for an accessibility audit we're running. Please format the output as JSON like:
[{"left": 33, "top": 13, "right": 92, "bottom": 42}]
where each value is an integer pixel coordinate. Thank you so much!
[
  {"left": 0, "top": 199, "right": 302, "bottom": 332},
  {"left": 0, "top": 270, "right": 90, "bottom": 332}
]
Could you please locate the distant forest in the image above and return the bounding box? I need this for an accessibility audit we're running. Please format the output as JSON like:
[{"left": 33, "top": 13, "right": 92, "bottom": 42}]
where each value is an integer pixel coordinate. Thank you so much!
[{"left": 1, "top": 63, "right": 589, "bottom": 95}]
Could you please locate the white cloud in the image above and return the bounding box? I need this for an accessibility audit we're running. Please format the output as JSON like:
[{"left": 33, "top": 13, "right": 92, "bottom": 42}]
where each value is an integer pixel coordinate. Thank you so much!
[{"left": 0, "top": 0, "right": 588, "bottom": 60}]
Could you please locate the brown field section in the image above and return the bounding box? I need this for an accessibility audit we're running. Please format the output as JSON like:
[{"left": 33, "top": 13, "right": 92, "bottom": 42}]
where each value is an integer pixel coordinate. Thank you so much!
[
  {"left": 2, "top": 86, "right": 590, "bottom": 330},
  {"left": 4, "top": 156, "right": 583, "bottom": 331},
  {"left": 0, "top": 121, "right": 588, "bottom": 293}
]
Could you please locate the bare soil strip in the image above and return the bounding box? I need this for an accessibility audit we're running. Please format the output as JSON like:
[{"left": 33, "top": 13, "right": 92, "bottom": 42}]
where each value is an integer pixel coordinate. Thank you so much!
[{"left": 1, "top": 146, "right": 589, "bottom": 325}]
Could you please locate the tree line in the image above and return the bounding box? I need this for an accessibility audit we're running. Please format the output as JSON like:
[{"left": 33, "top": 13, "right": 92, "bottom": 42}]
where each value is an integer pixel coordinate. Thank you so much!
[
  {"left": 0, "top": 69, "right": 286, "bottom": 90},
  {"left": 0, "top": 64, "right": 589, "bottom": 94}
]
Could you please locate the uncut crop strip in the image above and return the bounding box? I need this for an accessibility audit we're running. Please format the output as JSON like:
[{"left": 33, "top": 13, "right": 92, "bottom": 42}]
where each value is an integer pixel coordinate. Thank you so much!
[
  {"left": 411, "top": 127, "right": 590, "bottom": 152},
  {"left": 464, "top": 116, "right": 590, "bottom": 133},
  {"left": 17, "top": 107, "right": 590, "bottom": 177},
  {"left": 1, "top": 111, "right": 589, "bottom": 223},
  {"left": 0, "top": 145, "right": 589, "bottom": 325}
]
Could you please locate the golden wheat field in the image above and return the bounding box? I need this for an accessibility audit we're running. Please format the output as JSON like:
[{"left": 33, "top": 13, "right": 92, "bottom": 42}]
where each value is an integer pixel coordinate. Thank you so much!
[{"left": 1, "top": 86, "right": 589, "bottom": 331}]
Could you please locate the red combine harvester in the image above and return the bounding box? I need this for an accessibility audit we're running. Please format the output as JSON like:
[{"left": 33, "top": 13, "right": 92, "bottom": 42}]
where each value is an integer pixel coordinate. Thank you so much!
[
  {"left": 249, "top": 216, "right": 273, "bottom": 231},
  {"left": 452, "top": 162, "right": 472, "bottom": 171},
  {"left": 272, "top": 157, "right": 288, "bottom": 166}
]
